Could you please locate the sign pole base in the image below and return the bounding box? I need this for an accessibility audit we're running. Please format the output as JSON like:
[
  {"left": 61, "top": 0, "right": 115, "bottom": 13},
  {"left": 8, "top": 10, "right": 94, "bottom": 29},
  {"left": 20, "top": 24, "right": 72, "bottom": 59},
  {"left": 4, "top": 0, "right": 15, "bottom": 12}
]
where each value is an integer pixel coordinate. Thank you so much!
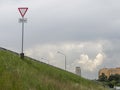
[{"left": 20, "top": 53, "right": 24, "bottom": 59}]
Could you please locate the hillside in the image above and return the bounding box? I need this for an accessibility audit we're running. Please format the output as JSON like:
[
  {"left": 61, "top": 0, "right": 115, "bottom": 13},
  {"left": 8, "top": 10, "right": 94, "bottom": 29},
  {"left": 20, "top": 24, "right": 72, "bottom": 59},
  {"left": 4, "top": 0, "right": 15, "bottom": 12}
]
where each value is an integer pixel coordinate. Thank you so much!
[{"left": 0, "top": 48, "right": 108, "bottom": 90}]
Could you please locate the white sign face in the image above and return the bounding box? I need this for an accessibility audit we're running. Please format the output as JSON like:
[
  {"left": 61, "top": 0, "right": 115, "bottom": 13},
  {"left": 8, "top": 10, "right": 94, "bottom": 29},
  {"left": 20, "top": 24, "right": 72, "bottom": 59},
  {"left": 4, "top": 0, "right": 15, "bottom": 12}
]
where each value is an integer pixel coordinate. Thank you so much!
[
  {"left": 18, "top": 7, "right": 28, "bottom": 17},
  {"left": 19, "top": 18, "right": 27, "bottom": 23}
]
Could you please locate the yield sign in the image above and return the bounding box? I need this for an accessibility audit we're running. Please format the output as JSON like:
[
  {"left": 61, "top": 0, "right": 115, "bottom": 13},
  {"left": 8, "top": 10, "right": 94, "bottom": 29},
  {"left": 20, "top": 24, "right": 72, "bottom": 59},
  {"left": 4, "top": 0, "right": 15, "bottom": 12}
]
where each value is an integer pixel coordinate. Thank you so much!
[{"left": 18, "top": 7, "right": 28, "bottom": 17}]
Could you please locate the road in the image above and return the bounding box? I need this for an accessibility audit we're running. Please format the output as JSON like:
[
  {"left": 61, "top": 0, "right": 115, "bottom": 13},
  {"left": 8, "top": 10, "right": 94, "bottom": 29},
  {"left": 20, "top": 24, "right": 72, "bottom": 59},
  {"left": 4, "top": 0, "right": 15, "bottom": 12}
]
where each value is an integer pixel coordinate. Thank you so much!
[{"left": 109, "top": 88, "right": 120, "bottom": 90}]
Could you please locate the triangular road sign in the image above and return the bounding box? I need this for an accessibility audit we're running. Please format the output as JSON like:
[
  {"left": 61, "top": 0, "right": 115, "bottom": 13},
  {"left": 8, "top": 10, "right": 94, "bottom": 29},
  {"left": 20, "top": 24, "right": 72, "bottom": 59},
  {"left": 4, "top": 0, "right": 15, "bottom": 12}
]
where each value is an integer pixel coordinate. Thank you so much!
[{"left": 18, "top": 7, "right": 28, "bottom": 17}]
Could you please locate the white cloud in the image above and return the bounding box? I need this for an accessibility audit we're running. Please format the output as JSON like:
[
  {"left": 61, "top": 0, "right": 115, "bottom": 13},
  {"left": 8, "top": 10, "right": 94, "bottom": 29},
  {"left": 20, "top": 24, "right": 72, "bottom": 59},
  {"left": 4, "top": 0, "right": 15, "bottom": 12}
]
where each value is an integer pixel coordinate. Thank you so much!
[
  {"left": 25, "top": 40, "right": 107, "bottom": 78},
  {"left": 76, "top": 53, "right": 105, "bottom": 72}
]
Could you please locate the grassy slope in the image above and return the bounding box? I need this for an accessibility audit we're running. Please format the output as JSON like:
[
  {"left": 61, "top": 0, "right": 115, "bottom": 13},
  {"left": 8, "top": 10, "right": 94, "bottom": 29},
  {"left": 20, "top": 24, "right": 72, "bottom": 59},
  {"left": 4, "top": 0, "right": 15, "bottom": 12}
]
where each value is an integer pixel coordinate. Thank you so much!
[{"left": 0, "top": 49, "right": 108, "bottom": 90}]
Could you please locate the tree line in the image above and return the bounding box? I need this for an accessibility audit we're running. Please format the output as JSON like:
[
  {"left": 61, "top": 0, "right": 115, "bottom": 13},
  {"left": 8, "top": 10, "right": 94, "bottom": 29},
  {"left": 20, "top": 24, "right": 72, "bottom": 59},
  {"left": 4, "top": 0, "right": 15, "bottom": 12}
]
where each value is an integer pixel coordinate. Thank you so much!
[{"left": 98, "top": 73, "right": 120, "bottom": 88}]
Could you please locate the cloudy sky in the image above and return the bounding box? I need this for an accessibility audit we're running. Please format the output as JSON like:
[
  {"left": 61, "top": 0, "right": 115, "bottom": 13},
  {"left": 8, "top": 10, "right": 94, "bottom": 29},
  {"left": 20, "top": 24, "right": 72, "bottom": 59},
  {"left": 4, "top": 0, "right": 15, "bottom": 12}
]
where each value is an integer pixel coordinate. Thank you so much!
[{"left": 0, "top": 0, "right": 120, "bottom": 79}]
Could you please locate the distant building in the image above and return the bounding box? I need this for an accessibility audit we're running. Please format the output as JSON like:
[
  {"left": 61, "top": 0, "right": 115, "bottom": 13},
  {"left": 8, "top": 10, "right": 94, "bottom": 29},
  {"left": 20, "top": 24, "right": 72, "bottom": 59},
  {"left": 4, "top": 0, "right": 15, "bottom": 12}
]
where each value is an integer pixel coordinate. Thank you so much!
[
  {"left": 75, "top": 67, "right": 81, "bottom": 76},
  {"left": 99, "top": 67, "right": 120, "bottom": 78}
]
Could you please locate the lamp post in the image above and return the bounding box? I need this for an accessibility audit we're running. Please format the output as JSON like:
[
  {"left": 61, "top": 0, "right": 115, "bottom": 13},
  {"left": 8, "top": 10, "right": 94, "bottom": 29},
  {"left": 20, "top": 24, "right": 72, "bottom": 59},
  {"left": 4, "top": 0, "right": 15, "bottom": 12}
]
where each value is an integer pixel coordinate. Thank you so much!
[
  {"left": 41, "top": 57, "right": 49, "bottom": 64},
  {"left": 57, "top": 51, "right": 66, "bottom": 70}
]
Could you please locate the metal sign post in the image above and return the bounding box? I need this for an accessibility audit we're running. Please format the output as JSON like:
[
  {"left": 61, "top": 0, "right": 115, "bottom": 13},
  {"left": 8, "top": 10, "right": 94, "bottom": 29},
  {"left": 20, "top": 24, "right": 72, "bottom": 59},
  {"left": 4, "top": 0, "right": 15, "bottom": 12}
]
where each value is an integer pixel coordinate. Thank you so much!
[{"left": 18, "top": 7, "right": 28, "bottom": 59}]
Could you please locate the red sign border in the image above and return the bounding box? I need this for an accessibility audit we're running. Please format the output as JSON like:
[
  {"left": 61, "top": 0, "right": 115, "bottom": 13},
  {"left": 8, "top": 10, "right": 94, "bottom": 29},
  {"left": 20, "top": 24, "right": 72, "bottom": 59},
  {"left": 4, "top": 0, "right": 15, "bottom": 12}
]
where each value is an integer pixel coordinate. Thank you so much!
[{"left": 18, "top": 7, "right": 28, "bottom": 17}]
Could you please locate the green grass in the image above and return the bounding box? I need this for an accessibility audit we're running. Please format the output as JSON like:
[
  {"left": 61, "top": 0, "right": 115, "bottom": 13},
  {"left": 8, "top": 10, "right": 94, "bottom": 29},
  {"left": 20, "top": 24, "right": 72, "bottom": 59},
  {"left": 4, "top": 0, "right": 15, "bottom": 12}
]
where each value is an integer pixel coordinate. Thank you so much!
[{"left": 0, "top": 49, "right": 108, "bottom": 90}]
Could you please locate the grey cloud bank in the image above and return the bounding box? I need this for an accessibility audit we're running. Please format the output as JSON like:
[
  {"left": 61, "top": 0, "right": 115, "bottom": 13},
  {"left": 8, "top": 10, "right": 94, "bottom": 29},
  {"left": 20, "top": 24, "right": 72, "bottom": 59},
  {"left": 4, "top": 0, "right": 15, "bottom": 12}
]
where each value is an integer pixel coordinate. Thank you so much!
[
  {"left": 25, "top": 40, "right": 117, "bottom": 79},
  {"left": 0, "top": 0, "right": 120, "bottom": 79}
]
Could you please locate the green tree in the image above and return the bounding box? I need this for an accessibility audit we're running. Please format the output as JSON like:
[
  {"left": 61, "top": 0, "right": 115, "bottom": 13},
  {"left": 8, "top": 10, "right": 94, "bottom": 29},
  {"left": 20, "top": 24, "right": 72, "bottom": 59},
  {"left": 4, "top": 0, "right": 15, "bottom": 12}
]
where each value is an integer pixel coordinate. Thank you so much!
[
  {"left": 98, "top": 73, "right": 107, "bottom": 82},
  {"left": 108, "top": 74, "right": 120, "bottom": 86}
]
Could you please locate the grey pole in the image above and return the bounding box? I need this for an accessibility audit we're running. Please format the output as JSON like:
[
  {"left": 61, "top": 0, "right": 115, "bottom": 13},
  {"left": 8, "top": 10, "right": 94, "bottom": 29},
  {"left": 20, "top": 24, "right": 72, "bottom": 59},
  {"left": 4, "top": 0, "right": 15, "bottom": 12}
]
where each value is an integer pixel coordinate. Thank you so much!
[
  {"left": 22, "top": 17, "right": 24, "bottom": 53},
  {"left": 65, "top": 55, "right": 66, "bottom": 70},
  {"left": 20, "top": 17, "right": 24, "bottom": 59},
  {"left": 57, "top": 51, "right": 66, "bottom": 70}
]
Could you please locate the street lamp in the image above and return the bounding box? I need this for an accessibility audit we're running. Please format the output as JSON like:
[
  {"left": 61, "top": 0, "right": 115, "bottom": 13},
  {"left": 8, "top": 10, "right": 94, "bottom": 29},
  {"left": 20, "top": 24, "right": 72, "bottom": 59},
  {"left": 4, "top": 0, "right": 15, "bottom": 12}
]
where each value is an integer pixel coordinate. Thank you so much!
[
  {"left": 41, "top": 57, "right": 49, "bottom": 64},
  {"left": 57, "top": 51, "right": 66, "bottom": 70}
]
